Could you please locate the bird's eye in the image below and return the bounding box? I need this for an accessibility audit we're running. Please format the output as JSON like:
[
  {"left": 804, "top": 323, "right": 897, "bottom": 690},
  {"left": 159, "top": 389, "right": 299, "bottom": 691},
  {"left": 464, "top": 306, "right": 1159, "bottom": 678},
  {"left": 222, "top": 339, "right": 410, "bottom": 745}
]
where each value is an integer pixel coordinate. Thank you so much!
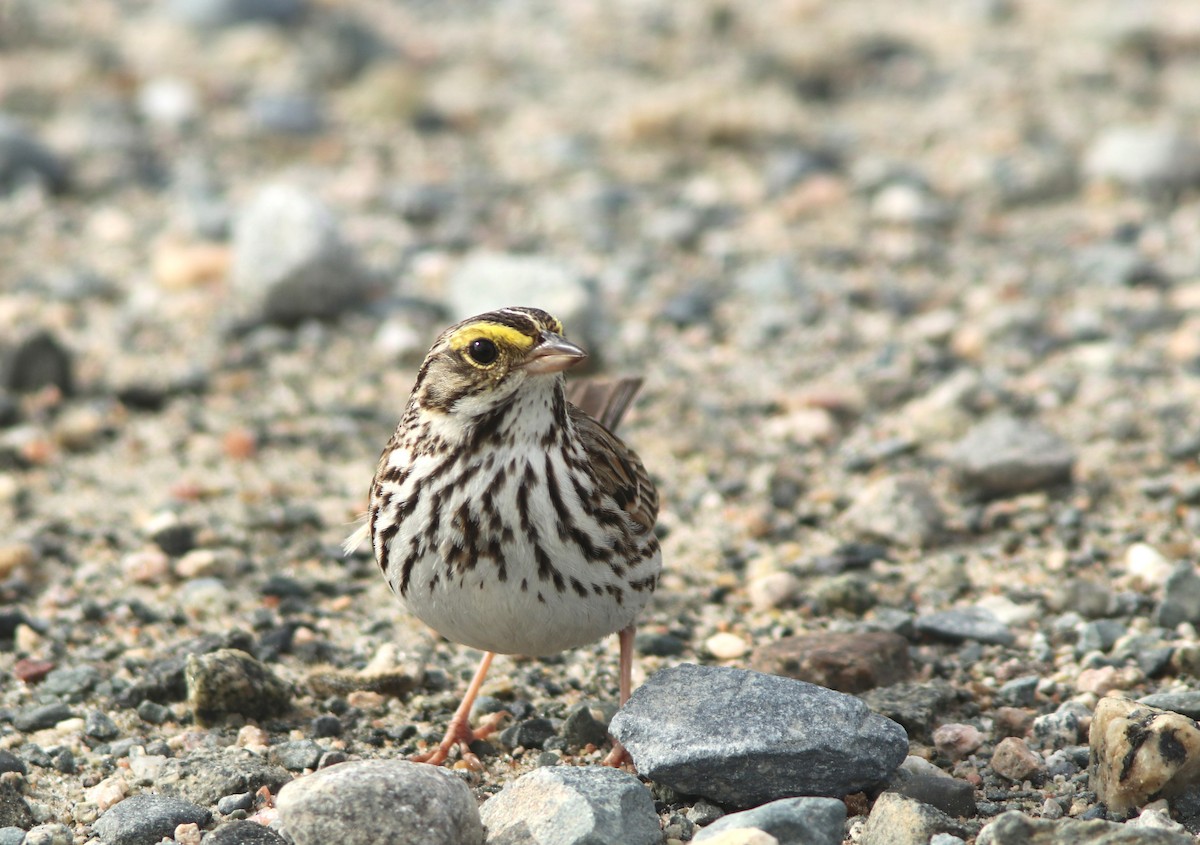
[{"left": 467, "top": 338, "right": 499, "bottom": 365}]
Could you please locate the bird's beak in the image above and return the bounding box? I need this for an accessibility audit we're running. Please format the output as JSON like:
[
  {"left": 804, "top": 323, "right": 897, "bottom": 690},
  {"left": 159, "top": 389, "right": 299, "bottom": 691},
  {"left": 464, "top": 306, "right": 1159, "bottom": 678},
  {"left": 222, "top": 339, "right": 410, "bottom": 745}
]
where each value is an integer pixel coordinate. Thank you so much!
[{"left": 520, "top": 333, "right": 588, "bottom": 374}]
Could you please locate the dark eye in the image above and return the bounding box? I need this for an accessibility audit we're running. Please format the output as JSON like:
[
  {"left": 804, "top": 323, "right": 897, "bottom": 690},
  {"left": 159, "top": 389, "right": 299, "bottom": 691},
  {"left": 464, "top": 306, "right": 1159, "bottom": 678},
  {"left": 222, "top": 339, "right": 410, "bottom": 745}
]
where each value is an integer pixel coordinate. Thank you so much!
[{"left": 467, "top": 338, "right": 498, "bottom": 365}]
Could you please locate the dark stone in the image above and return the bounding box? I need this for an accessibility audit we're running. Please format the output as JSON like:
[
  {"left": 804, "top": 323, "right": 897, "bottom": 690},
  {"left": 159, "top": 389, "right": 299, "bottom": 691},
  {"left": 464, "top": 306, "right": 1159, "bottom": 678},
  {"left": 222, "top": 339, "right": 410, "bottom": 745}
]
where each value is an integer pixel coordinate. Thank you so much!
[
  {"left": 750, "top": 630, "right": 913, "bottom": 694},
  {"left": 205, "top": 820, "right": 290, "bottom": 845},
  {"left": 499, "top": 718, "right": 556, "bottom": 751},
  {"left": 861, "top": 681, "right": 960, "bottom": 743},
  {"left": 92, "top": 794, "right": 210, "bottom": 845},
  {"left": 560, "top": 705, "right": 610, "bottom": 751},
  {"left": 890, "top": 769, "right": 977, "bottom": 818},
  {"left": 14, "top": 702, "right": 72, "bottom": 732},
  {"left": 0, "top": 331, "right": 72, "bottom": 395}
]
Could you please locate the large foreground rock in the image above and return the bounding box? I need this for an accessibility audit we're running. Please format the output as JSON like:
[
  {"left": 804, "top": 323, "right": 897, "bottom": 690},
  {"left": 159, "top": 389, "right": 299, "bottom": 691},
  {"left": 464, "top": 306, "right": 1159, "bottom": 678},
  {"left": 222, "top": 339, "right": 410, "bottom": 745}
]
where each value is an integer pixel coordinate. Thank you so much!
[
  {"left": 1089, "top": 696, "right": 1200, "bottom": 815},
  {"left": 977, "top": 810, "right": 1194, "bottom": 844},
  {"left": 276, "top": 760, "right": 483, "bottom": 845},
  {"left": 609, "top": 664, "right": 908, "bottom": 807},
  {"left": 479, "top": 765, "right": 660, "bottom": 845}
]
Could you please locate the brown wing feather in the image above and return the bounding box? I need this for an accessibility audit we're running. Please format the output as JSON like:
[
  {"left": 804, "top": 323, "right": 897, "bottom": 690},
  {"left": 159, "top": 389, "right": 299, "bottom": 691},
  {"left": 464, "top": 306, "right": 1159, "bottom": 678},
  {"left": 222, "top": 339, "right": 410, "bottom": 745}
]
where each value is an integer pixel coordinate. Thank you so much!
[{"left": 566, "top": 377, "right": 658, "bottom": 535}]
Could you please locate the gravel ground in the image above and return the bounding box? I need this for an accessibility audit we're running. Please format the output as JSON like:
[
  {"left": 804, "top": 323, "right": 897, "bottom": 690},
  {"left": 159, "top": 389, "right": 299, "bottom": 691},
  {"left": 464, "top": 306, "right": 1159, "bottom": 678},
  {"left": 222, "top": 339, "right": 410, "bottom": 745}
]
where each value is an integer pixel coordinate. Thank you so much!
[{"left": 4, "top": 1, "right": 1200, "bottom": 843}]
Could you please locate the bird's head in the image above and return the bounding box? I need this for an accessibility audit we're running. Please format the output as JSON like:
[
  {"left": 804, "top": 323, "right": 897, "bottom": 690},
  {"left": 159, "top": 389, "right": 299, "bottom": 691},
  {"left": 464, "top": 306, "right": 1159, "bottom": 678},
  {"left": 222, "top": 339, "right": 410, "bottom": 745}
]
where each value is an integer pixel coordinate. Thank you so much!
[{"left": 412, "top": 306, "right": 587, "bottom": 416}]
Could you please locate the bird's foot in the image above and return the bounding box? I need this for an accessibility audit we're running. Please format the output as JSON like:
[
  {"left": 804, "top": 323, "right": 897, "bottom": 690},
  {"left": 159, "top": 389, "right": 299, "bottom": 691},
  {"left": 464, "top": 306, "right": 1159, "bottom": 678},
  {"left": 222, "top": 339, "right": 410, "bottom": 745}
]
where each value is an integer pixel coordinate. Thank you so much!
[
  {"left": 410, "top": 711, "right": 506, "bottom": 768},
  {"left": 601, "top": 737, "right": 634, "bottom": 770}
]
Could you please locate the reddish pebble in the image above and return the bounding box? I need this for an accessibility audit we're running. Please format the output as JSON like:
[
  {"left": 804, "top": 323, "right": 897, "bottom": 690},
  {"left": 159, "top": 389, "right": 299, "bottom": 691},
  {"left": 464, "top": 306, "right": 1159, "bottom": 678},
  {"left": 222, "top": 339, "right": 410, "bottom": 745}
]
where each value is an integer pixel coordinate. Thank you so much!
[
  {"left": 13, "top": 658, "right": 54, "bottom": 683},
  {"left": 991, "top": 736, "right": 1043, "bottom": 782},
  {"left": 223, "top": 427, "right": 258, "bottom": 460},
  {"left": 932, "top": 723, "right": 983, "bottom": 760}
]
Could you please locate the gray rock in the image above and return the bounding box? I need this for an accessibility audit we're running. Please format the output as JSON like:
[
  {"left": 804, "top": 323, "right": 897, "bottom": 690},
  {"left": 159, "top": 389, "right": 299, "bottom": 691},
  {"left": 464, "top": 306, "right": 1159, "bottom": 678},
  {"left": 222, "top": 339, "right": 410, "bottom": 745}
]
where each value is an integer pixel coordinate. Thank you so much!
[
  {"left": 24, "top": 824, "right": 71, "bottom": 845},
  {"left": 40, "top": 665, "right": 101, "bottom": 700},
  {"left": 949, "top": 416, "right": 1075, "bottom": 497},
  {"left": 276, "top": 759, "right": 483, "bottom": 845},
  {"left": 914, "top": 607, "right": 1014, "bottom": 646},
  {"left": 217, "top": 792, "right": 255, "bottom": 815},
  {"left": 750, "top": 631, "right": 913, "bottom": 694},
  {"left": 155, "top": 747, "right": 292, "bottom": 806},
  {"left": 862, "top": 792, "right": 968, "bottom": 845},
  {"left": 1075, "top": 244, "right": 1162, "bottom": 287},
  {"left": 997, "top": 675, "right": 1039, "bottom": 708},
  {"left": 889, "top": 769, "right": 976, "bottom": 819},
  {"left": 1083, "top": 126, "right": 1200, "bottom": 192},
  {"left": 977, "top": 810, "right": 1194, "bottom": 844},
  {"left": 230, "top": 183, "right": 372, "bottom": 325},
  {"left": 693, "top": 797, "right": 846, "bottom": 845},
  {"left": 166, "top": 0, "right": 306, "bottom": 29},
  {"left": 0, "top": 780, "right": 32, "bottom": 829},
  {"left": 860, "top": 681, "right": 959, "bottom": 742},
  {"left": 248, "top": 91, "right": 325, "bottom": 135},
  {"left": 14, "top": 702, "right": 73, "bottom": 732},
  {"left": 839, "top": 476, "right": 945, "bottom": 548},
  {"left": 499, "top": 717, "right": 556, "bottom": 751},
  {"left": 479, "top": 765, "right": 660, "bottom": 845},
  {"left": 1032, "top": 702, "right": 1089, "bottom": 751},
  {"left": 446, "top": 253, "right": 604, "bottom": 360},
  {"left": 560, "top": 705, "right": 610, "bottom": 751},
  {"left": 609, "top": 664, "right": 908, "bottom": 808},
  {"left": 0, "top": 116, "right": 69, "bottom": 194},
  {"left": 270, "top": 740, "right": 324, "bottom": 771},
  {"left": 1138, "top": 691, "right": 1200, "bottom": 721},
  {"left": 0, "top": 751, "right": 26, "bottom": 776},
  {"left": 206, "top": 820, "right": 290, "bottom": 845},
  {"left": 1154, "top": 564, "right": 1200, "bottom": 628},
  {"left": 0, "top": 828, "right": 24, "bottom": 845},
  {"left": 0, "top": 330, "right": 73, "bottom": 396},
  {"left": 1076, "top": 620, "right": 1126, "bottom": 656},
  {"left": 93, "top": 794, "right": 211, "bottom": 845},
  {"left": 186, "top": 648, "right": 292, "bottom": 726}
]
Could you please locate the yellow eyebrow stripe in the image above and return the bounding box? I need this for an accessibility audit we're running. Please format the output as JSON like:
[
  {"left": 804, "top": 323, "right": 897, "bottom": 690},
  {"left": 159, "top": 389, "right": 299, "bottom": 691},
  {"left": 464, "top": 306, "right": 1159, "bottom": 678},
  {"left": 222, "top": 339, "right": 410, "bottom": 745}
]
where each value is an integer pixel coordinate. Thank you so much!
[{"left": 447, "top": 323, "right": 537, "bottom": 352}]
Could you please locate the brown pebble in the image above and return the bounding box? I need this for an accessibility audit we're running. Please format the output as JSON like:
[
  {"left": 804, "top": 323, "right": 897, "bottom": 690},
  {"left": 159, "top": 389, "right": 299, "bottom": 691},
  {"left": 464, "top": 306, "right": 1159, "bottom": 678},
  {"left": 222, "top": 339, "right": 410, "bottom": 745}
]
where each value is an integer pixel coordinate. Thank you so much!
[
  {"left": 13, "top": 658, "right": 54, "bottom": 684},
  {"left": 750, "top": 630, "right": 912, "bottom": 694},
  {"left": 991, "top": 736, "right": 1043, "bottom": 782},
  {"left": 993, "top": 706, "right": 1036, "bottom": 739}
]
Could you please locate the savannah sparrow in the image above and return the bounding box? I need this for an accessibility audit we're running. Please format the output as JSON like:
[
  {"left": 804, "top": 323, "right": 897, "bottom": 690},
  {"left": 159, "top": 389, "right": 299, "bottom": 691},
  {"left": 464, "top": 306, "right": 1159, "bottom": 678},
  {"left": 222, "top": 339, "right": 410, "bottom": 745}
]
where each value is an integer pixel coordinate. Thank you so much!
[{"left": 347, "top": 306, "right": 661, "bottom": 766}]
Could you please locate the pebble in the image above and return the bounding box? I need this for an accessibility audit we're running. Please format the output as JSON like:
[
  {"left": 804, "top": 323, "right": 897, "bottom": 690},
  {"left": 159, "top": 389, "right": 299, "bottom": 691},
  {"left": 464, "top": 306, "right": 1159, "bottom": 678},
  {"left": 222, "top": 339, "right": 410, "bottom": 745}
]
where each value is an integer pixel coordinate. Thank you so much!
[
  {"left": 1032, "top": 701, "right": 1088, "bottom": 750},
  {"left": 609, "top": 664, "right": 908, "bottom": 808},
  {"left": 166, "top": 0, "right": 307, "bottom": 29},
  {"left": 1089, "top": 696, "right": 1200, "bottom": 815},
  {"left": 153, "top": 747, "right": 290, "bottom": 805},
  {"left": 1124, "top": 543, "right": 1174, "bottom": 590},
  {"left": 1137, "top": 691, "right": 1200, "bottom": 721},
  {"left": 695, "top": 831, "right": 778, "bottom": 845},
  {"left": 749, "top": 631, "right": 912, "bottom": 694},
  {"left": 270, "top": 740, "right": 324, "bottom": 772},
  {"left": 990, "top": 737, "right": 1043, "bottom": 782},
  {"left": 24, "top": 824, "right": 71, "bottom": 845},
  {"left": 185, "top": 648, "right": 292, "bottom": 727},
  {"left": 914, "top": 607, "right": 1014, "bottom": 646},
  {"left": 0, "top": 115, "right": 69, "bottom": 195},
  {"left": 997, "top": 676, "right": 1039, "bottom": 708},
  {"left": 498, "top": 718, "right": 555, "bottom": 751},
  {"left": 14, "top": 702, "right": 73, "bottom": 732},
  {"left": 705, "top": 632, "right": 749, "bottom": 660},
  {"left": 559, "top": 704, "right": 609, "bottom": 751},
  {"left": 276, "top": 760, "right": 482, "bottom": 845},
  {"left": 931, "top": 724, "right": 983, "bottom": 760},
  {"left": 976, "top": 810, "right": 1194, "bottom": 844},
  {"left": 861, "top": 791, "right": 968, "bottom": 845},
  {"left": 1083, "top": 125, "right": 1200, "bottom": 192},
  {"left": 1154, "top": 563, "right": 1200, "bottom": 628},
  {"left": 92, "top": 794, "right": 210, "bottom": 845},
  {"left": 860, "top": 682, "right": 957, "bottom": 742},
  {"left": 205, "top": 820, "right": 290, "bottom": 844},
  {"left": 0, "top": 330, "right": 74, "bottom": 396},
  {"left": 888, "top": 768, "right": 977, "bottom": 819},
  {"left": 446, "top": 253, "right": 603, "bottom": 358},
  {"left": 479, "top": 765, "right": 660, "bottom": 845},
  {"left": 230, "top": 183, "right": 372, "bottom": 325},
  {"left": 746, "top": 572, "right": 802, "bottom": 612},
  {"left": 248, "top": 91, "right": 325, "bottom": 135},
  {"left": 0, "top": 780, "right": 32, "bottom": 829},
  {"left": 692, "top": 797, "right": 846, "bottom": 845},
  {"left": 948, "top": 416, "right": 1075, "bottom": 497},
  {"left": 838, "top": 476, "right": 944, "bottom": 548},
  {"left": 0, "top": 828, "right": 24, "bottom": 845}
]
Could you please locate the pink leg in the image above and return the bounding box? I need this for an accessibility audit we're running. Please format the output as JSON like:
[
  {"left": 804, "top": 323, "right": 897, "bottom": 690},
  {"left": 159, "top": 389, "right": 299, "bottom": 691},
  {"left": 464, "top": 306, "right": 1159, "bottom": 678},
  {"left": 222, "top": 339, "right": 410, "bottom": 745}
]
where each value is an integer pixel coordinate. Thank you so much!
[
  {"left": 412, "top": 650, "right": 496, "bottom": 767},
  {"left": 602, "top": 625, "right": 636, "bottom": 768}
]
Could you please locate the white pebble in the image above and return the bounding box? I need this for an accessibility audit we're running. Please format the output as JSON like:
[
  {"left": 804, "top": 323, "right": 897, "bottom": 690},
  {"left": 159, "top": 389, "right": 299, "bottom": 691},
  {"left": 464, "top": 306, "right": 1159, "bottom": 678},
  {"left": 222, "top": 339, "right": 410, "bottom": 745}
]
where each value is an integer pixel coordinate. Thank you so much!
[
  {"left": 746, "top": 571, "right": 801, "bottom": 611},
  {"left": 1124, "top": 543, "right": 1173, "bottom": 589},
  {"left": 705, "top": 632, "right": 749, "bottom": 660}
]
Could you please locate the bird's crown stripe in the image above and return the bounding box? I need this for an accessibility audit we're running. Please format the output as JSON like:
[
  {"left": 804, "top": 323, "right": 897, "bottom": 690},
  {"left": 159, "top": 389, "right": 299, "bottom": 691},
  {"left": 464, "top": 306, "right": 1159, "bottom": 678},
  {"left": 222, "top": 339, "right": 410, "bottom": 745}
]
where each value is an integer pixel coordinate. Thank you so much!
[{"left": 446, "top": 323, "right": 538, "bottom": 351}]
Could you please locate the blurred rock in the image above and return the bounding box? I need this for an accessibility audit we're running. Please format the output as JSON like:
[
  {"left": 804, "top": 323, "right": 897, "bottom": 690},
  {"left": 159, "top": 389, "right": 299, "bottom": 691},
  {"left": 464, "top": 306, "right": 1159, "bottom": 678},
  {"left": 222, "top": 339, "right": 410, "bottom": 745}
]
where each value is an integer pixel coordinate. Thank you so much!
[
  {"left": 230, "top": 183, "right": 372, "bottom": 325},
  {"left": 839, "top": 476, "right": 944, "bottom": 548},
  {"left": 166, "top": 0, "right": 307, "bottom": 29},
  {"left": 0, "top": 115, "right": 69, "bottom": 194},
  {"left": 750, "top": 631, "right": 912, "bottom": 693},
  {"left": 1084, "top": 126, "right": 1200, "bottom": 192},
  {"left": 949, "top": 416, "right": 1075, "bottom": 497},
  {"left": 0, "top": 330, "right": 73, "bottom": 395}
]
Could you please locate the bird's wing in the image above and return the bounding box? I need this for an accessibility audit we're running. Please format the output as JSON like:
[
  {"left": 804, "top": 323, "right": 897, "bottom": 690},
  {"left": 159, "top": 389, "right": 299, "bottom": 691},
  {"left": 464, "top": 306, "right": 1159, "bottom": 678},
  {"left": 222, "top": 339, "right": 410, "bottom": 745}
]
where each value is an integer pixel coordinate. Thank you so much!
[{"left": 568, "top": 395, "right": 658, "bottom": 535}]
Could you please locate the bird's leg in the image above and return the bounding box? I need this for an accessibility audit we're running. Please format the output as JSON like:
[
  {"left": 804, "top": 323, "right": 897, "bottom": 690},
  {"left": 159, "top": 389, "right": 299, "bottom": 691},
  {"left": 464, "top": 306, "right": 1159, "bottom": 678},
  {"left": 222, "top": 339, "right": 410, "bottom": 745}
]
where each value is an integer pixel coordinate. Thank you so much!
[
  {"left": 411, "top": 650, "right": 496, "bottom": 766},
  {"left": 602, "top": 624, "right": 636, "bottom": 768}
]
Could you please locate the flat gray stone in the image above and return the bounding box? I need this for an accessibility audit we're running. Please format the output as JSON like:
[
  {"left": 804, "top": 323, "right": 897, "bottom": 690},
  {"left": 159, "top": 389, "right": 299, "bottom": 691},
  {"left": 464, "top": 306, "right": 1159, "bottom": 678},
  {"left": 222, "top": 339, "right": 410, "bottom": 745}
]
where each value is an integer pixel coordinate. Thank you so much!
[
  {"left": 1154, "top": 564, "right": 1200, "bottom": 629},
  {"left": 0, "top": 115, "right": 69, "bottom": 195},
  {"left": 839, "top": 476, "right": 945, "bottom": 548},
  {"left": 276, "top": 759, "right": 483, "bottom": 845},
  {"left": 479, "top": 765, "right": 660, "bottom": 845},
  {"left": 693, "top": 797, "right": 846, "bottom": 845},
  {"left": 609, "top": 664, "right": 908, "bottom": 808},
  {"left": 914, "top": 607, "right": 1014, "bottom": 646},
  {"left": 93, "top": 794, "right": 211, "bottom": 845},
  {"left": 230, "top": 183, "right": 372, "bottom": 325},
  {"left": 977, "top": 810, "right": 1194, "bottom": 844},
  {"left": 949, "top": 416, "right": 1074, "bottom": 497},
  {"left": 862, "top": 792, "right": 968, "bottom": 845},
  {"left": 1138, "top": 691, "right": 1200, "bottom": 721}
]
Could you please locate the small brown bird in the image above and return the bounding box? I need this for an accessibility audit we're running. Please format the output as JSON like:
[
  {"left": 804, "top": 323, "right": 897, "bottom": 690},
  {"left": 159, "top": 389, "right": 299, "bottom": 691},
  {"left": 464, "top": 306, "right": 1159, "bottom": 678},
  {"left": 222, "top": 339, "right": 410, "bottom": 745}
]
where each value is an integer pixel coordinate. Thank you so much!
[{"left": 347, "top": 307, "right": 661, "bottom": 765}]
